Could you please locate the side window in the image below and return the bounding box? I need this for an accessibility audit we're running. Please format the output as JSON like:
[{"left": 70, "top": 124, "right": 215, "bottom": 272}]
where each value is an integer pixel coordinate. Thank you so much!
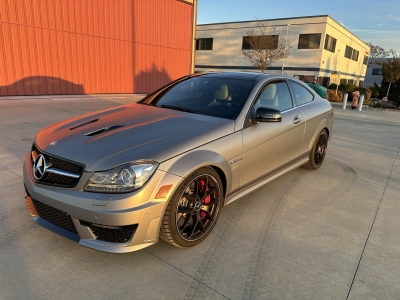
[
  {"left": 253, "top": 81, "right": 293, "bottom": 112},
  {"left": 288, "top": 81, "right": 314, "bottom": 106}
]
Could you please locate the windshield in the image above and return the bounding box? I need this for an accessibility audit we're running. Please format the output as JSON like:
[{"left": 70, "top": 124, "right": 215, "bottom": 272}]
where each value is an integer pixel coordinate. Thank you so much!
[{"left": 140, "top": 76, "right": 256, "bottom": 119}]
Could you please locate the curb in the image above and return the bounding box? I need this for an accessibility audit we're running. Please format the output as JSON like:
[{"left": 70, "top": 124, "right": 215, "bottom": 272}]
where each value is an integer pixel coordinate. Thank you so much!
[{"left": 330, "top": 101, "right": 400, "bottom": 113}]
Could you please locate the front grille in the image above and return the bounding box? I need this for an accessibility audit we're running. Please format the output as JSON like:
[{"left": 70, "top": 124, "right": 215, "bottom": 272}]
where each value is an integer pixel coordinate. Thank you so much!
[
  {"left": 45, "top": 173, "right": 78, "bottom": 186},
  {"left": 31, "top": 143, "right": 84, "bottom": 188},
  {"left": 32, "top": 199, "right": 77, "bottom": 234},
  {"left": 49, "top": 156, "right": 84, "bottom": 174}
]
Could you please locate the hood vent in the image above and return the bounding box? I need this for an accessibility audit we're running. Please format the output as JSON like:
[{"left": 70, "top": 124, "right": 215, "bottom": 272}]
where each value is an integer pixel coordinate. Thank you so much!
[
  {"left": 70, "top": 118, "right": 99, "bottom": 130},
  {"left": 85, "top": 125, "right": 125, "bottom": 137}
]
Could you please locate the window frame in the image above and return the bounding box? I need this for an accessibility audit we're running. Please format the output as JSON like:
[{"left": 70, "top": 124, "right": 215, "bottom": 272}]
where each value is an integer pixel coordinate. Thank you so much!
[
  {"left": 372, "top": 68, "right": 383, "bottom": 75},
  {"left": 344, "top": 45, "right": 359, "bottom": 61},
  {"left": 287, "top": 79, "right": 316, "bottom": 107},
  {"left": 196, "top": 38, "right": 213, "bottom": 50},
  {"left": 324, "top": 34, "right": 337, "bottom": 53},
  {"left": 345, "top": 45, "right": 353, "bottom": 59},
  {"left": 251, "top": 80, "right": 295, "bottom": 112},
  {"left": 244, "top": 79, "right": 296, "bottom": 128},
  {"left": 298, "top": 33, "right": 321, "bottom": 49},
  {"left": 352, "top": 49, "right": 359, "bottom": 61}
]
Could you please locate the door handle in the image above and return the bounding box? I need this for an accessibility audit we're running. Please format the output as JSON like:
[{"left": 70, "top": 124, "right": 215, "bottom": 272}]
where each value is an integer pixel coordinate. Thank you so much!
[{"left": 293, "top": 115, "right": 301, "bottom": 124}]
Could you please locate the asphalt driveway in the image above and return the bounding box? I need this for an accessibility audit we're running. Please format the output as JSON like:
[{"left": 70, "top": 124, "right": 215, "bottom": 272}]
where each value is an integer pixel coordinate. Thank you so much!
[{"left": 0, "top": 94, "right": 399, "bottom": 300}]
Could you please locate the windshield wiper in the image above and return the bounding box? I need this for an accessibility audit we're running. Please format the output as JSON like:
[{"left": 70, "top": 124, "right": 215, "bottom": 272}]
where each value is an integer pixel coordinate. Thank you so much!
[
  {"left": 160, "top": 104, "right": 183, "bottom": 111},
  {"left": 160, "top": 105, "right": 206, "bottom": 115}
]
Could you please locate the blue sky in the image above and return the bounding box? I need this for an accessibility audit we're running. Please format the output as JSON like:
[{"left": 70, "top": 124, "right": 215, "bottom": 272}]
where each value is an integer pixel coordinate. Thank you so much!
[{"left": 197, "top": 0, "right": 400, "bottom": 53}]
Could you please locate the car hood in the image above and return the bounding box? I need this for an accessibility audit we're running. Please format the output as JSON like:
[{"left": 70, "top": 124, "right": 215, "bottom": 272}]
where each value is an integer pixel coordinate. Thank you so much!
[{"left": 34, "top": 103, "right": 235, "bottom": 171}]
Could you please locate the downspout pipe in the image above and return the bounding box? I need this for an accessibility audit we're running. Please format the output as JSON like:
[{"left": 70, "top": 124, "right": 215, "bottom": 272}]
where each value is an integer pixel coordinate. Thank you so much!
[{"left": 190, "top": 0, "right": 198, "bottom": 74}]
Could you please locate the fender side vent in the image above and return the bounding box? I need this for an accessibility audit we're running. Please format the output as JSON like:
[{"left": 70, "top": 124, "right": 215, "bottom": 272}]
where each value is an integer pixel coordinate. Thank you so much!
[
  {"left": 85, "top": 125, "right": 125, "bottom": 136},
  {"left": 70, "top": 118, "right": 99, "bottom": 130}
]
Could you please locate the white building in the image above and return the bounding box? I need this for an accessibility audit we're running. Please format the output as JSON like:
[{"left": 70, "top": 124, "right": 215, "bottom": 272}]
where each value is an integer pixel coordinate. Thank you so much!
[
  {"left": 364, "top": 58, "right": 388, "bottom": 87},
  {"left": 196, "top": 15, "right": 370, "bottom": 87}
]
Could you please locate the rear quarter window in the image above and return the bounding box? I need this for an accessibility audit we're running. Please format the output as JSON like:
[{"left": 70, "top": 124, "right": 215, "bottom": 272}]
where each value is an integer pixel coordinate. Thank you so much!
[{"left": 288, "top": 81, "right": 314, "bottom": 106}]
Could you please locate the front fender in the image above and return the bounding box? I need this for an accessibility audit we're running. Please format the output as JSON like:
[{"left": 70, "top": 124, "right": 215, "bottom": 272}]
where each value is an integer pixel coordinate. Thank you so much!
[
  {"left": 158, "top": 131, "right": 243, "bottom": 198},
  {"left": 159, "top": 149, "right": 232, "bottom": 193}
]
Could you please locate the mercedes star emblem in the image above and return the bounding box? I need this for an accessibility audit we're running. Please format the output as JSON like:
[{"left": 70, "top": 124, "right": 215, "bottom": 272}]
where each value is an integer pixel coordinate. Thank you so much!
[{"left": 33, "top": 154, "right": 49, "bottom": 180}]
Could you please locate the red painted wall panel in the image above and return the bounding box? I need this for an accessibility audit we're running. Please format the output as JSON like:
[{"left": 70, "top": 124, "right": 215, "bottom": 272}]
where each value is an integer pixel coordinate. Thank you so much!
[
  {"left": 0, "top": 0, "right": 193, "bottom": 96},
  {"left": 132, "top": 0, "right": 193, "bottom": 93},
  {"left": 0, "top": 0, "right": 134, "bottom": 95}
]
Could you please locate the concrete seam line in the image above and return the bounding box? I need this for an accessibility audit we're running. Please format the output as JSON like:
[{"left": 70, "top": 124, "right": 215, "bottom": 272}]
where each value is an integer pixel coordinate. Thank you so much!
[
  {"left": 346, "top": 145, "right": 400, "bottom": 299},
  {"left": 144, "top": 249, "right": 231, "bottom": 300}
]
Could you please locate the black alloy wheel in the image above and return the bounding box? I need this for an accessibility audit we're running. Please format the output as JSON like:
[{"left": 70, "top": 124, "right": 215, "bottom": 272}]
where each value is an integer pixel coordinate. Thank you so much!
[
  {"left": 303, "top": 129, "right": 328, "bottom": 170},
  {"left": 160, "top": 167, "right": 223, "bottom": 248}
]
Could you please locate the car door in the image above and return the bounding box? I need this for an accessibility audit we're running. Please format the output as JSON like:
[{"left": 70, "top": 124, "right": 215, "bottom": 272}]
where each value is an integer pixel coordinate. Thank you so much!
[
  {"left": 241, "top": 80, "right": 306, "bottom": 186},
  {"left": 287, "top": 80, "right": 319, "bottom": 157}
]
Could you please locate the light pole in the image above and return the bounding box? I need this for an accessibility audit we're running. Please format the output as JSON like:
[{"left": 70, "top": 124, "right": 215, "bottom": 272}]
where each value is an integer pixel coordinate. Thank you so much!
[
  {"left": 335, "top": 71, "right": 341, "bottom": 95},
  {"left": 281, "top": 24, "right": 290, "bottom": 74},
  {"left": 335, "top": 49, "right": 341, "bottom": 95}
]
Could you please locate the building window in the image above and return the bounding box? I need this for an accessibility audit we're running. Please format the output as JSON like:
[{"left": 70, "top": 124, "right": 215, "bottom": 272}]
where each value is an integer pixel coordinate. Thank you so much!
[
  {"left": 372, "top": 68, "right": 383, "bottom": 75},
  {"left": 196, "top": 38, "right": 213, "bottom": 50},
  {"left": 242, "top": 35, "right": 279, "bottom": 50},
  {"left": 324, "top": 34, "right": 336, "bottom": 52},
  {"left": 344, "top": 45, "right": 359, "bottom": 61},
  {"left": 359, "top": 81, "right": 364, "bottom": 87},
  {"left": 345, "top": 46, "right": 353, "bottom": 59},
  {"left": 352, "top": 50, "right": 359, "bottom": 61},
  {"left": 363, "top": 55, "right": 368, "bottom": 65},
  {"left": 340, "top": 79, "right": 347, "bottom": 85},
  {"left": 298, "top": 33, "right": 321, "bottom": 49}
]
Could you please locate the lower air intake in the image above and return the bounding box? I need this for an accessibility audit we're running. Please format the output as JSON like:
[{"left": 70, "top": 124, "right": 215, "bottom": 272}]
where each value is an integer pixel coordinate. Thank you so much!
[
  {"left": 79, "top": 221, "right": 138, "bottom": 243},
  {"left": 32, "top": 199, "right": 77, "bottom": 234}
]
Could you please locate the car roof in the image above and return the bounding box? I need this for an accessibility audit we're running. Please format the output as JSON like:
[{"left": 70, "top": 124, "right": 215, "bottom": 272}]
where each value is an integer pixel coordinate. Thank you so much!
[{"left": 195, "top": 72, "right": 267, "bottom": 81}]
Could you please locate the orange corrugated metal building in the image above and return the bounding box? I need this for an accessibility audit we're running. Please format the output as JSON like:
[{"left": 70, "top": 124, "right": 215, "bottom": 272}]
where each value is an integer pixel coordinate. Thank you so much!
[{"left": 0, "top": 0, "right": 196, "bottom": 96}]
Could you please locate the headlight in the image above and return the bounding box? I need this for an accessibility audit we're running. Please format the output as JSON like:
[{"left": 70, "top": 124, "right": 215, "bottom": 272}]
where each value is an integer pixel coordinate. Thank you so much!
[{"left": 84, "top": 160, "right": 158, "bottom": 193}]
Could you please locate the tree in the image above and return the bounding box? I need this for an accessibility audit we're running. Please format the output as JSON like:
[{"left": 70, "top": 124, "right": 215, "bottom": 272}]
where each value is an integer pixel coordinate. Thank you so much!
[
  {"left": 367, "top": 43, "right": 390, "bottom": 58},
  {"left": 242, "top": 20, "right": 291, "bottom": 73},
  {"left": 376, "top": 50, "right": 400, "bottom": 104}
]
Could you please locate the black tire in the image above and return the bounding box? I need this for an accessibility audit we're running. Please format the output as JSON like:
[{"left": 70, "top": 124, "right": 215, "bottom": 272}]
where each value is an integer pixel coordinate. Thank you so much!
[
  {"left": 160, "top": 167, "right": 223, "bottom": 248},
  {"left": 303, "top": 129, "right": 328, "bottom": 170}
]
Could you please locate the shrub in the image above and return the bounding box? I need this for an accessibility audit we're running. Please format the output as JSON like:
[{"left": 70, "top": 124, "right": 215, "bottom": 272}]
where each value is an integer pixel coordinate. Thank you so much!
[
  {"left": 328, "top": 83, "right": 343, "bottom": 90},
  {"left": 306, "top": 83, "right": 327, "bottom": 98},
  {"left": 337, "top": 90, "right": 345, "bottom": 101},
  {"left": 342, "top": 83, "right": 358, "bottom": 91},
  {"left": 327, "top": 89, "right": 340, "bottom": 101},
  {"left": 363, "top": 99, "right": 372, "bottom": 106},
  {"left": 374, "top": 101, "right": 382, "bottom": 108},
  {"left": 368, "top": 86, "right": 379, "bottom": 98},
  {"left": 365, "top": 88, "right": 372, "bottom": 101}
]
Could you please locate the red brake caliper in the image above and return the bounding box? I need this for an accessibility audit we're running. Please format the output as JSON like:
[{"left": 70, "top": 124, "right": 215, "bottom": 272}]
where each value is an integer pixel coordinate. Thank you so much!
[{"left": 199, "top": 179, "right": 210, "bottom": 219}]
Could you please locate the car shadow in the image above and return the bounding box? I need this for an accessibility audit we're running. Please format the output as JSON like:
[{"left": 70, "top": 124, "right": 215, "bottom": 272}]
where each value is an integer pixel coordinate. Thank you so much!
[{"left": 0, "top": 76, "right": 85, "bottom": 96}]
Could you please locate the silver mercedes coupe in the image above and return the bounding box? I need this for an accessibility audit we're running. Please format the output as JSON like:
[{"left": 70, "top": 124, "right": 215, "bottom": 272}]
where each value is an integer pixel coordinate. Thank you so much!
[{"left": 23, "top": 72, "right": 333, "bottom": 253}]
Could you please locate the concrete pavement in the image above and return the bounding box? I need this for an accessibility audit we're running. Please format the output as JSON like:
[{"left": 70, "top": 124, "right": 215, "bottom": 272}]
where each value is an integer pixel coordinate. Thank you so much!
[{"left": 0, "top": 95, "right": 399, "bottom": 299}]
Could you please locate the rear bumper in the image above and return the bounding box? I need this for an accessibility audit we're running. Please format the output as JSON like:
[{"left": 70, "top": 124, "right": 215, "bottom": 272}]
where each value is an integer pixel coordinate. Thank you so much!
[{"left": 23, "top": 152, "right": 182, "bottom": 253}]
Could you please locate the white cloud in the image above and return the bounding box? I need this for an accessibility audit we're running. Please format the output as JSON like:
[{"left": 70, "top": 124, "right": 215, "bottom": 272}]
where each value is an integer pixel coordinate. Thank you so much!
[
  {"left": 356, "top": 29, "right": 400, "bottom": 52},
  {"left": 386, "top": 15, "right": 400, "bottom": 22}
]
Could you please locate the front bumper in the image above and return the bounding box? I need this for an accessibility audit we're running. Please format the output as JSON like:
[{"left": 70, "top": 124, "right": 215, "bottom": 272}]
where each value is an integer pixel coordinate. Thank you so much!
[{"left": 23, "top": 152, "right": 182, "bottom": 253}]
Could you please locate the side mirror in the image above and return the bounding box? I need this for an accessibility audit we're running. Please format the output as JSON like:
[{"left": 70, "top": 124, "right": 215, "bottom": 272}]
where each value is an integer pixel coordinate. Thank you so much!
[{"left": 252, "top": 107, "right": 282, "bottom": 122}]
